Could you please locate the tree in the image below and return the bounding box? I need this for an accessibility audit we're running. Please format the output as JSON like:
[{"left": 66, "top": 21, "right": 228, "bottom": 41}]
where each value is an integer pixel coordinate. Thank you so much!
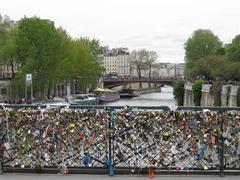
[
  {"left": 145, "top": 51, "right": 158, "bottom": 79},
  {"left": 0, "top": 14, "right": 18, "bottom": 78},
  {"left": 192, "top": 79, "right": 204, "bottom": 106},
  {"left": 131, "top": 49, "right": 149, "bottom": 88},
  {"left": 222, "top": 62, "right": 240, "bottom": 81},
  {"left": 58, "top": 38, "right": 104, "bottom": 92},
  {"left": 191, "top": 55, "right": 227, "bottom": 80},
  {"left": 131, "top": 49, "right": 149, "bottom": 78},
  {"left": 184, "top": 29, "right": 223, "bottom": 76},
  {"left": 80, "top": 37, "right": 102, "bottom": 60},
  {"left": 173, "top": 79, "right": 184, "bottom": 106},
  {"left": 226, "top": 35, "right": 240, "bottom": 62},
  {"left": 1, "top": 26, "right": 18, "bottom": 78},
  {"left": 131, "top": 49, "right": 158, "bottom": 88},
  {"left": 79, "top": 38, "right": 104, "bottom": 89},
  {"left": 15, "top": 17, "right": 65, "bottom": 98}
]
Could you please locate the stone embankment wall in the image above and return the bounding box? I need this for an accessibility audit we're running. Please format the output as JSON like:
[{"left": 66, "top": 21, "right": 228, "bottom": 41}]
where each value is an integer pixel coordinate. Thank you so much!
[{"left": 184, "top": 83, "right": 239, "bottom": 107}]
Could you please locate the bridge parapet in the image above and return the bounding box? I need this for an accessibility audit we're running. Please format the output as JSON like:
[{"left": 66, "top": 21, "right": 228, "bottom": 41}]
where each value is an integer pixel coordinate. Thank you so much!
[{"left": 103, "top": 77, "right": 176, "bottom": 88}]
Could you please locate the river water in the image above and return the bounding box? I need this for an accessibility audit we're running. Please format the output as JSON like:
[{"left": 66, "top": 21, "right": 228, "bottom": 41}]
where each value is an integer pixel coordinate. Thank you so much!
[{"left": 104, "top": 86, "right": 175, "bottom": 107}]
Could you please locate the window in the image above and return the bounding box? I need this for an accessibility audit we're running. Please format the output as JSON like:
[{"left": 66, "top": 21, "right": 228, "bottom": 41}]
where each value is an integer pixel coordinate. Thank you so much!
[{"left": 1, "top": 88, "right": 7, "bottom": 95}]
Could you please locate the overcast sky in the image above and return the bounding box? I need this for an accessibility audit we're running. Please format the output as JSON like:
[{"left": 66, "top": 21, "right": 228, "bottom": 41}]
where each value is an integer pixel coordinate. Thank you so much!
[{"left": 1, "top": 0, "right": 240, "bottom": 63}]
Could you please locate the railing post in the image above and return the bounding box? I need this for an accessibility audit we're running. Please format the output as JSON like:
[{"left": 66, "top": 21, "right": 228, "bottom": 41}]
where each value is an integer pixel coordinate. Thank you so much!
[
  {"left": 0, "top": 139, "right": 3, "bottom": 174},
  {"left": 219, "top": 115, "right": 224, "bottom": 177},
  {"left": 0, "top": 107, "right": 4, "bottom": 174},
  {"left": 106, "top": 107, "right": 114, "bottom": 176}
]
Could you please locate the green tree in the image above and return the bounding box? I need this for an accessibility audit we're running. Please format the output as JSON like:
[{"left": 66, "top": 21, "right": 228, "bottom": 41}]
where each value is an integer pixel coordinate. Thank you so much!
[
  {"left": 145, "top": 51, "right": 158, "bottom": 79},
  {"left": 226, "top": 35, "right": 240, "bottom": 62},
  {"left": 131, "top": 49, "right": 158, "bottom": 88},
  {"left": 131, "top": 49, "right": 149, "bottom": 78},
  {"left": 144, "top": 51, "right": 158, "bottom": 87},
  {"left": 173, "top": 79, "right": 184, "bottom": 106},
  {"left": 223, "top": 62, "right": 240, "bottom": 81},
  {"left": 1, "top": 26, "right": 18, "bottom": 78},
  {"left": 192, "top": 79, "right": 204, "bottom": 106},
  {"left": 79, "top": 37, "right": 104, "bottom": 89},
  {"left": 131, "top": 49, "right": 149, "bottom": 88},
  {"left": 15, "top": 17, "right": 65, "bottom": 98},
  {"left": 60, "top": 38, "right": 104, "bottom": 92},
  {"left": 191, "top": 55, "right": 226, "bottom": 80},
  {"left": 0, "top": 14, "right": 18, "bottom": 78},
  {"left": 184, "top": 29, "right": 222, "bottom": 76},
  {"left": 80, "top": 37, "right": 102, "bottom": 60}
]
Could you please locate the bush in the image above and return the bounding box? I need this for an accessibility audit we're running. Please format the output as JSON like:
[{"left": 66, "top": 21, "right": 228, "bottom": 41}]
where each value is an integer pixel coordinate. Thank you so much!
[
  {"left": 192, "top": 80, "right": 204, "bottom": 106},
  {"left": 173, "top": 79, "right": 184, "bottom": 106}
]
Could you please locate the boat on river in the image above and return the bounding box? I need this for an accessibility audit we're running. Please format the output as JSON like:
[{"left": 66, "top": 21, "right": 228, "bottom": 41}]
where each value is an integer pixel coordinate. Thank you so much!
[
  {"left": 93, "top": 88, "right": 120, "bottom": 103},
  {"left": 69, "top": 94, "right": 99, "bottom": 105},
  {"left": 119, "top": 88, "right": 140, "bottom": 98},
  {"left": 45, "top": 94, "right": 99, "bottom": 107},
  {"left": 97, "top": 92, "right": 120, "bottom": 103}
]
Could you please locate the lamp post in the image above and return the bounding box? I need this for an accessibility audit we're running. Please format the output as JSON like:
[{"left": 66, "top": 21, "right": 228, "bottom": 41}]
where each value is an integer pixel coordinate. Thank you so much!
[{"left": 25, "top": 74, "right": 33, "bottom": 104}]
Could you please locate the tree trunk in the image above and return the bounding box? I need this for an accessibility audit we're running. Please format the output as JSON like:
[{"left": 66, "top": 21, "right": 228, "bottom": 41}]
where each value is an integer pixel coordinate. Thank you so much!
[
  {"left": 138, "top": 67, "right": 142, "bottom": 88},
  {"left": 47, "top": 81, "right": 51, "bottom": 99},
  {"left": 10, "top": 62, "right": 15, "bottom": 79},
  {"left": 53, "top": 83, "right": 56, "bottom": 98},
  {"left": 148, "top": 65, "right": 151, "bottom": 88}
]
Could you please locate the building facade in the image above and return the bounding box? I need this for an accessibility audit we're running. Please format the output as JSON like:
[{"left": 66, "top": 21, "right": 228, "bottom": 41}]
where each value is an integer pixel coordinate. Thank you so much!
[
  {"left": 159, "top": 63, "right": 185, "bottom": 78},
  {"left": 131, "top": 63, "right": 185, "bottom": 78},
  {"left": 102, "top": 47, "right": 131, "bottom": 76}
]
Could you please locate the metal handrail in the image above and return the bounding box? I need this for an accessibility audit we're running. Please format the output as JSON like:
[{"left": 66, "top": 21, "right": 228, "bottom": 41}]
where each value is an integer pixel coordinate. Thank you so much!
[{"left": 1, "top": 104, "right": 170, "bottom": 111}]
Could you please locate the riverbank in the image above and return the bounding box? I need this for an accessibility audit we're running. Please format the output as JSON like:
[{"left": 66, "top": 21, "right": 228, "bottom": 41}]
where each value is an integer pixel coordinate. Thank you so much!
[
  {"left": 137, "top": 87, "right": 161, "bottom": 94},
  {"left": 104, "top": 87, "right": 175, "bottom": 106}
]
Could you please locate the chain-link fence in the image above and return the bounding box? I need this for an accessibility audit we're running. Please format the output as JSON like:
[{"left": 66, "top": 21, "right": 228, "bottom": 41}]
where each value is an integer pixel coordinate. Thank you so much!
[{"left": 0, "top": 105, "right": 240, "bottom": 176}]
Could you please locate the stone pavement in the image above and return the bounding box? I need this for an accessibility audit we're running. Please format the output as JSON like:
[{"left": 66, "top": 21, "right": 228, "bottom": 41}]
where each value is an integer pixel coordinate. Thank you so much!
[{"left": 0, "top": 175, "right": 240, "bottom": 180}]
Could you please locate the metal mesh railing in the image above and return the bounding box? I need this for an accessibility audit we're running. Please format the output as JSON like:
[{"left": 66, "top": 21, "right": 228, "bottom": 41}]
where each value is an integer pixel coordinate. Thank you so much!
[
  {"left": 0, "top": 105, "right": 240, "bottom": 175},
  {"left": 1, "top": 108, "right": 109, "bottom": 169}
]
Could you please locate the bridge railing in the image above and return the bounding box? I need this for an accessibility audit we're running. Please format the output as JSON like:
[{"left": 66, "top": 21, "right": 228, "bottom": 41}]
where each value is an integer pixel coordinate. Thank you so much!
[
  {"left": 0, "top": 105, "right": 240, "bottom": 176},
  {"left": 103, "top": 76, "right": 175, "bottom": 81}
]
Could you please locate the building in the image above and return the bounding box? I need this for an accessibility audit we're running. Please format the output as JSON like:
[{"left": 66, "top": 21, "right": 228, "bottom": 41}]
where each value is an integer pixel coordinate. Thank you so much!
[
  {"left": 130, "top": 62, "right": 185, "bottom": 78},
  {"left": 0, "top": 64, "right": 13, "bottom": 79},
  {"left": 103, "top": 47, "right": 131, "bottom": 77},
  {"left": 159, "top": 63, "right": 185, "bottom": 78},
  {"left": 175, "top": 63, "right": 185, "bottom": 77},
  {"left": 0, "top": 64, "right": 13, "bottom": 100}
]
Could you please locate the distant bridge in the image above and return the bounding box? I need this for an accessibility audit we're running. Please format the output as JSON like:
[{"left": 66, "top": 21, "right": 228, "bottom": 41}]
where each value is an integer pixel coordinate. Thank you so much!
[{"left": 103, "top": 77, "right": 176, "bottom": 88}]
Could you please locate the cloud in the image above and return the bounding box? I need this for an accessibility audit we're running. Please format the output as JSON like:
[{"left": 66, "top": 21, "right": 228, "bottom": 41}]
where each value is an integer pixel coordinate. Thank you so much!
[{"left": 1, "top": 0, "right": 240, "bottom": 63}]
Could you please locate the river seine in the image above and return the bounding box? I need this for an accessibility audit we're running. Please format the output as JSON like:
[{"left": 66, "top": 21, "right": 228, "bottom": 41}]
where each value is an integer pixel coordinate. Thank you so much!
[{"left": 105, "top": 86, "right": 175, "bottom": 107}]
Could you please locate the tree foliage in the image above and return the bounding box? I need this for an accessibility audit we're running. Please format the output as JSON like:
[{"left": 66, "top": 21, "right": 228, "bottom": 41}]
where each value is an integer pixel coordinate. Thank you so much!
[
  {"left": 15, "top": 17, "right": 65, "bottom": 97},
  {"left": 0, "top": 15, "right": 104, "bottom": 99},
  {"left": 190, "top": 55, "right": 227, "bottom": 80},
  {"left": 184, "top": 29, "right": 222, "bottom": 76},
  {"left": 226, "top": 35, "right": 240, "bottom": 62},
  {"left": 131, "top": 49, "right": 149, "bottom": 79},
  {"left": 173, "top": 79, "right": 184, "bottom": 106},
  {"left": 131, "top": 49, "right": 158, "bottom": 88},
  {"left": 192, "top": 80, "right": 204, "bottom": 106},
  {"left": 131, "top": 49, "right": 158, "bottom": 78},
  {"left": 0, "top": 14, "right": 18, "bottom": 78}
]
